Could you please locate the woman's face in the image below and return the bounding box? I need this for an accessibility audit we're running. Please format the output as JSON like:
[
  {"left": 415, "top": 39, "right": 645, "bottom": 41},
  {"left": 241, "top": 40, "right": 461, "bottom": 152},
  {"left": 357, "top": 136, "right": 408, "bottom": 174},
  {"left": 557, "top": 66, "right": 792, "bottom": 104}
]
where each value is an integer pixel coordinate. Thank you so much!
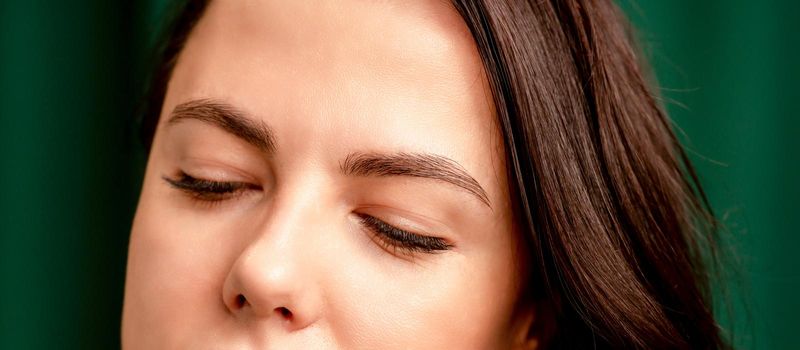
[{"left": 123, "top": 0, "right": 531, "bottom": 348}]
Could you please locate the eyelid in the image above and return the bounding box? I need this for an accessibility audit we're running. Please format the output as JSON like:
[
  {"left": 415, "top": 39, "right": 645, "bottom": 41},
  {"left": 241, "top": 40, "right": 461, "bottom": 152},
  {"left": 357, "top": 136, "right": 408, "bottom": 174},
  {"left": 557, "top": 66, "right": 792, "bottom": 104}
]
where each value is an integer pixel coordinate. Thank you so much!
[
  {"left": 162, "top": 171, "right": 261, "bottom": 204},
  {"left": 356, "top": 213, "right": 453, "bottom": 257},
  {"left": 177, "top": 157, "right": 263, "bottom": 183},
  {"left": 356, "top": 205, "right": 451, "bottom": 237}
]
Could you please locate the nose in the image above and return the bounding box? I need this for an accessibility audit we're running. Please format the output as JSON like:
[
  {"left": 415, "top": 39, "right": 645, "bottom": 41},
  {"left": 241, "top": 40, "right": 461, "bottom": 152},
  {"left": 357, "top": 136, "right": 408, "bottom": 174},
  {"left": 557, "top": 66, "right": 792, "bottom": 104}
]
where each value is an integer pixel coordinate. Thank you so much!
[{"left": 222, "top": 217, "right": 323, "bottom": 330}]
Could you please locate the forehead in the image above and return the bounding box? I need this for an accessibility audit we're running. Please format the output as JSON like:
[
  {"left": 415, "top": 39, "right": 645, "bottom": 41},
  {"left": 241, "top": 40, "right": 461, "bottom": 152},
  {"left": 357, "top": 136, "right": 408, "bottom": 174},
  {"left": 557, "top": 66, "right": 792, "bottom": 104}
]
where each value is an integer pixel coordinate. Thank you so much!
[
  {"left": 179, "top": 0, "right": 481, "bottom": 80},
  {"left": 165, "top": 0, "right": 502, "bottom": 190}
]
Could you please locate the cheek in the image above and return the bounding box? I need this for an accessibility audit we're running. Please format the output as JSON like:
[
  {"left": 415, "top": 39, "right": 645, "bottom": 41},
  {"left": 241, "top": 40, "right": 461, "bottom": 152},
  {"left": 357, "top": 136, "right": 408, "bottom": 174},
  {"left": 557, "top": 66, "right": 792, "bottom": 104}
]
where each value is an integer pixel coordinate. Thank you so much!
[
  {"left": 122, "top": 177, "right": 242, "bottom": 345},
  {"left": 329, "top": 253, "right": 517, "bottom": 348}
]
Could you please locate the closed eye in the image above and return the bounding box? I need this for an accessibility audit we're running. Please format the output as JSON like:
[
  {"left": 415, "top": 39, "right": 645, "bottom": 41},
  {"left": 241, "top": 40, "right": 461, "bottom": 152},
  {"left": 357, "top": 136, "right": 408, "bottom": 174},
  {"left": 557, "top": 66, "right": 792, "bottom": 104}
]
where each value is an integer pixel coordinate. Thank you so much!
[
  {"left": 162, "top": 172, "right": 261, "bottom": 202},
  {"left": 356, "top": 213, "right": 452, "bottom": 255}
]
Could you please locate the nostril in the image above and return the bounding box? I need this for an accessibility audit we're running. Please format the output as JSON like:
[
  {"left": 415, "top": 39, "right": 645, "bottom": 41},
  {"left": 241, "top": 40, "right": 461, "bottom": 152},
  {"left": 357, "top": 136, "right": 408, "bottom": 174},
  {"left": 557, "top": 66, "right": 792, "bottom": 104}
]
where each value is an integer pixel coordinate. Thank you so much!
[
  {"left": 235, "top": 294, "right": 247, "bottom": 308},
  {"left": 276, "top": 307, "right": 293, "bottom": 319}
]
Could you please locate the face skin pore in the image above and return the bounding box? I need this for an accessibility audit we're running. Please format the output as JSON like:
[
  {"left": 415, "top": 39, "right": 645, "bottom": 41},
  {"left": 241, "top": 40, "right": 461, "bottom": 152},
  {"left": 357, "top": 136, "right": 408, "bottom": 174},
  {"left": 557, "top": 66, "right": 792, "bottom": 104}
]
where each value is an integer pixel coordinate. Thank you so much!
[{"left": 122, "top": 0, "right": 533, "bottom": 348}]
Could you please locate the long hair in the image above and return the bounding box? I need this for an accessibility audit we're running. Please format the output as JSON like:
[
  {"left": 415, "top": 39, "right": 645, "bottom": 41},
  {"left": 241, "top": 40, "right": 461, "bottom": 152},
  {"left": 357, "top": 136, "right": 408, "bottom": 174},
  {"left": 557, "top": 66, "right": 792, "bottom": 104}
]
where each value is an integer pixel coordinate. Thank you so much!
[{"left": 138, "top": 1, "right": 729, "bottom": 348}]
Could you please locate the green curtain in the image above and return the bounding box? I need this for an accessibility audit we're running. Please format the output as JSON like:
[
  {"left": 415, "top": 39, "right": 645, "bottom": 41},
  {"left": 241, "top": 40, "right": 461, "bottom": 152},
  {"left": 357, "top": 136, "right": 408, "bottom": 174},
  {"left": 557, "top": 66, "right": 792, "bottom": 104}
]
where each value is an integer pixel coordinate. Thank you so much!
[
  {"left": 1, "top": 1, "right": 796, "bottom": 348},
  {"left": 0, "top": 1, "right": 158, "bottom": 348},
  {"left": 619, "top": 1, "right": 800, "bottom": 348}
]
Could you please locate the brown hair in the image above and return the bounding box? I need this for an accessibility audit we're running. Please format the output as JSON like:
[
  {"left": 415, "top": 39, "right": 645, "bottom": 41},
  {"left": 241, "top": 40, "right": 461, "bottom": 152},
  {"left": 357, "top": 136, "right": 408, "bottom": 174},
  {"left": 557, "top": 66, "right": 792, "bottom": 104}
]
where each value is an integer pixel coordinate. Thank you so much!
[{"left": 138, "top": 0, "right": 729, "bottom": 348}]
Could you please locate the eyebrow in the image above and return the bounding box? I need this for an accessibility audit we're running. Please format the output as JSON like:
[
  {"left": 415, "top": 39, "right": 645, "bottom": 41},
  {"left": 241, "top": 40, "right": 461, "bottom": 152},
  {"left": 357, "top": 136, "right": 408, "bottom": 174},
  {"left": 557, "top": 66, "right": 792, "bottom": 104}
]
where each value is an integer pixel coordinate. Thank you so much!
[
  {"left": 341, "top": 152, "right": 491, "bottom": 208},
  {"left": 167, "top": 99, "right": 276, "bottom": 153},
  {"left": 167, "top": 99, "right": 491, "bottom": 208}
]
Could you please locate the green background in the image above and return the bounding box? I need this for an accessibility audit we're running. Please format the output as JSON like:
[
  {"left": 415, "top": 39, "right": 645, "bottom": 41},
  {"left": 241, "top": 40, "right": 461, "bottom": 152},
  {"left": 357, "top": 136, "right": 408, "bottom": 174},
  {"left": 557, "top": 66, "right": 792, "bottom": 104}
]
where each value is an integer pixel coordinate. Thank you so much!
[{"left": 0, "top": 1, "right": 797, "bottom": 348}]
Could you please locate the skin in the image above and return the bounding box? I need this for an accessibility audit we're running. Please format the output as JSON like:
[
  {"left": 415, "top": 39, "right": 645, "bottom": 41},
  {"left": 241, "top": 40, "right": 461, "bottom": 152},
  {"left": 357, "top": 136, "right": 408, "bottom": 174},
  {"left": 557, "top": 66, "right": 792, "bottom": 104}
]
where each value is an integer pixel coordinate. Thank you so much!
[{"left": 122, "top": 0, "right": 535, "bottom": 348}]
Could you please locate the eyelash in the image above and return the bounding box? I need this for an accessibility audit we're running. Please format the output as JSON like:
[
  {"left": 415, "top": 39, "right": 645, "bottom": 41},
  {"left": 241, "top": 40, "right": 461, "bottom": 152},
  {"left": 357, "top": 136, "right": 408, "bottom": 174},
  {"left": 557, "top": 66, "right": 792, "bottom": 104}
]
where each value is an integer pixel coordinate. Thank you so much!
[
  {"left": 162, "top": 172, "right": 260, "bottom": 203},
  {"left": 162, "top": 172, "right": 452, "bottom": 255},
  {"left": 356, "top": 213, "right": 452, "bottom": 255}
]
